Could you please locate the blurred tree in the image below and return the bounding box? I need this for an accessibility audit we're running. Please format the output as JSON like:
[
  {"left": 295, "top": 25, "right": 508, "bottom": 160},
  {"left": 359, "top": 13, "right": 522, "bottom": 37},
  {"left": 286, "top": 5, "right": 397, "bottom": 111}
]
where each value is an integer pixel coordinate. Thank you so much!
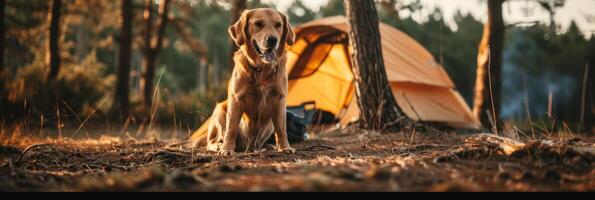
[
  {"left": 141, "top": 0, "right": 172, "bottom": 116},
  {"left": 1, "top": 0, "right": 119, "bottom": 117},
  {"left": 321, "top": 0, "right": 344, "bottom": 17},
  {"left": 46, "top": 0, "right": 62, "bottom": 82},
  {"left": 286, "top": 0, "right": 315, "bottom": 25},
  {"left": 442, "top": 12, "right": 483, "bottom": 104},
  {"left": 344, "top": 0, "right": 405, "bottom": 130},
  {"left": 473, "top": 0, "right": 505, "bottom": 131},
  {"left": 588, "top": 36, "right": 595, "bottom": 134},
  {"left": 377, "top": 0, "right": 421, "bottom": 24},
  {"left": 113, "top": 0, "right": 133, "bottom": 119},
  {"left": 501, "top": 22, "right": 592, "bottom": 129},
  {"left": 0, "top": 0, "right": 5, "bottom": 91},
  {"left": 170, "top": 2, "right": 208, "bottom": 91},
  {"left": 538, "top": 0, "right": 565, "bottom": 33},
  {"left": 379, "top": 0, "right": 399, "bottom": 21},
  {"left": 248, "top": 0, "right": 271, "bottom": 8},
  {"left": 229, "top": 0, "right": 246, "bottom": 60},
  {"left": 140, "top": 0, "right": 155, "bottom": 114},
  {"left": 166, "top": 0, "right": 230, "bottom": 91},
  {"left": 579, "top": 62, "right": 591, "bottom": 134}
]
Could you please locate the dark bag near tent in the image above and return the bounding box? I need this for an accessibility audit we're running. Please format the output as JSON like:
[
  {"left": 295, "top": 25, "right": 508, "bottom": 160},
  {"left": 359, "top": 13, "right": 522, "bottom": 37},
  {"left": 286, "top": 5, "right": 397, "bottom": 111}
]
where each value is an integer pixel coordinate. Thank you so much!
[{"left": 267, "top": 112, "right": 307, "bottom": 145}]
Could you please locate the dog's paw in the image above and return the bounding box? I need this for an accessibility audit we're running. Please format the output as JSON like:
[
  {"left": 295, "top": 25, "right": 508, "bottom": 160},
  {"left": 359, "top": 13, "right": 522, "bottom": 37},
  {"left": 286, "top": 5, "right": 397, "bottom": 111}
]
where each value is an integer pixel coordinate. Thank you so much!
[
  {"left": 277, "top": 147, "right": 296, "bottom": 154},
  {"left": 217, "top": 149, "right": 236, "bottom": 156}
]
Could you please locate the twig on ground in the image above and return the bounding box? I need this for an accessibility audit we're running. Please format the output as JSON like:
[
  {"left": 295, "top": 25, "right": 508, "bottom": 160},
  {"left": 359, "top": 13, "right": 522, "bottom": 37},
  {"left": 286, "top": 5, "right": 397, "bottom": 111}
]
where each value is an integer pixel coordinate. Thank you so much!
[
  {"left": 300, "top": 144, "right": 336, "bottom": 151},
  {"left": 0, "top": 143, "right": 54, "bottom": 168}
]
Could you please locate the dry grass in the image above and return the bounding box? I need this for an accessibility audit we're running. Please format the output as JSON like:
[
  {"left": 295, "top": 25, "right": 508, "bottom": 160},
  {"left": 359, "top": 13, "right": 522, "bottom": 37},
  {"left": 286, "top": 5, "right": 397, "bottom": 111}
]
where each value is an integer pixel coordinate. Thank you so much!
[{"left": 0, "top": 124, "right": 593, "bottom": 192}]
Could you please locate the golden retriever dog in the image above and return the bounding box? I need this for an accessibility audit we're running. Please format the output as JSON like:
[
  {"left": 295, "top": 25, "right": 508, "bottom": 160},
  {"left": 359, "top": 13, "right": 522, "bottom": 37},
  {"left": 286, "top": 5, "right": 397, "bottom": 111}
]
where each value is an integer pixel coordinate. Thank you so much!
[{"left": 192, "top": 8, "right": 296, "bottom": 155}]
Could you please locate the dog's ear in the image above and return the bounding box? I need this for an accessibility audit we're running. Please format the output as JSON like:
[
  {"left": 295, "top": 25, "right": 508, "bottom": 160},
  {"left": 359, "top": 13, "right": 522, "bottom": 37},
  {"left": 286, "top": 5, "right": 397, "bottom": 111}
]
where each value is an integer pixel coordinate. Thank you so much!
[
  {"left": 279, "top": 12, "right": 295, "bottom": 46},
  {"left": 229, "top": 10, "right": 250, "bottom": 47}
]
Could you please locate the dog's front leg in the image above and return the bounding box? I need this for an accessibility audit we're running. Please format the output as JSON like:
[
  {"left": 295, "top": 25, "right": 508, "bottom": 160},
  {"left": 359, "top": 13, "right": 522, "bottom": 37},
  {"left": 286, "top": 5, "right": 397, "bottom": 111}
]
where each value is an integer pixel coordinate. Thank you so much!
[
  {"left": 220, "top": 96, "right": 243, "bottom": 156},
  {"left": 272, "top": 96, "right": 295, "bottom": 154}
]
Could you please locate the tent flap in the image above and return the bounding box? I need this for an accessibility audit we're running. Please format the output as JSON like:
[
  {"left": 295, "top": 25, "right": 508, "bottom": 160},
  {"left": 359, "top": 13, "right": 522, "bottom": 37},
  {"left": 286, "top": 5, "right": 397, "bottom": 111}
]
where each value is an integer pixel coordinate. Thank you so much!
[{"left": 392, "top": 83, "right": 479, "bottom": 128}]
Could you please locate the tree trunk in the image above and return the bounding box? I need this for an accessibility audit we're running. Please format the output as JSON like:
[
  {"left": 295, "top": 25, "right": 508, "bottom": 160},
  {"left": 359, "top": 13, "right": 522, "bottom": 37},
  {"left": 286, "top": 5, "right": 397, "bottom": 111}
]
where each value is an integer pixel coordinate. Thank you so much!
[
  {"left": 581, "top": 63, "right": 593, "bottom": 134},
  {"left": 344, "top": 0, "right": 405, "bottom": 130},
  {"left": 141, "top": 0, "right": 171, "bottom": 115},
  {"left": 225, "top": 0, "right": 247, "bottom": 86},
  {"left": 230, "top": 0, "right": 246, "bottom": 58},
  {"left": 198, "top": 58, "right": 207, "bottom": 92},
  {"left": 140, "top": 0, "right": 154, "bottom": 111},
  {"left": 0, "top": 0, "right": 4, "bottom": 68},
  {"left": 47, "top": 0, "right": 62, "bottom": 82},
  {"left": 0, "top": 0, "right": 5, "bottom": 91},
  {"left": 113, "top": 0, "right": 133, "bottom": 119},
  {"left": 140, "top": 0, "right": 154, "bottom": 114},
  {"left": 472, "top": 0, "right": 504, "bottom": 131}
]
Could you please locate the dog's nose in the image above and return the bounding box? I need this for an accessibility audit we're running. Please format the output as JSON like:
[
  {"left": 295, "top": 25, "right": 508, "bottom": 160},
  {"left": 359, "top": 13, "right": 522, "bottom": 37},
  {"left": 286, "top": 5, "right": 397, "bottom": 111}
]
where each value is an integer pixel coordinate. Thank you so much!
[{"left": 266, "top": 37, "right": 278, "bottom": 48}]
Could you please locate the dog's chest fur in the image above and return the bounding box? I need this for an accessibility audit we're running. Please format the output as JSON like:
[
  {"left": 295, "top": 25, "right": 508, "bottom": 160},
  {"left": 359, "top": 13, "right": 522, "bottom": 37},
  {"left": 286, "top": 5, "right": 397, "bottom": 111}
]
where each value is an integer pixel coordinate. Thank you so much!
[
  {"left": 243, "top": 63, "right": 280, "bottom": 118},
  {"left": 251, "top": 65, "right": 277, "bottom": 93}
]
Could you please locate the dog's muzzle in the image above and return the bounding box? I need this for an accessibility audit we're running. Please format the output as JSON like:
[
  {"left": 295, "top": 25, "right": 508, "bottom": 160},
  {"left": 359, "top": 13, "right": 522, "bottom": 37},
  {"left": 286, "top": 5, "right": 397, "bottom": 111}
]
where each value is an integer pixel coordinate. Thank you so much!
[{"left": 253, "top": 40, "right": 277, "bottom": 63}]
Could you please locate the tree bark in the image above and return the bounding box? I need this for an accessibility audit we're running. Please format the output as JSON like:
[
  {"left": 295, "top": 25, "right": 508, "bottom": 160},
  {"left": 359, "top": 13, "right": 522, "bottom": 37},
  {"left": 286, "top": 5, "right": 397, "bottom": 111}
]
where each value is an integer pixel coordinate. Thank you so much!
[
  {"left": 140, "top": 0, "right": 154, "bottom": 114},
  {"left": 344, "top": 0, "right": 405, "bottom": 130},
  {"left": 230, "top": 0, "right": 246, "bottom": 58},
  {"left": 472, "top": 0, "right": 504, "bottom": 131},
  {"left": 226, "top": 0, "right": 247, "bottom": 86},
  {"left": 141, "top": 0, "right": 171, "bottom": 115},
  {"left": 581, "top": 63, "right": 593, "bottom": 134},
  {"left": 0, "top": 0, "right": 5, "bottom": 69},
  {"left": 0, "top": 0, "right": 5, "bottom": 90},
  {"left": 113, "top": 0, "right": 133, "bottom": 119},
  {"left": 47, "top": 0, "right": 62, "bottom": 82},
  {"left": 140, "top": 0, "right": 154, "bottom": 106}
]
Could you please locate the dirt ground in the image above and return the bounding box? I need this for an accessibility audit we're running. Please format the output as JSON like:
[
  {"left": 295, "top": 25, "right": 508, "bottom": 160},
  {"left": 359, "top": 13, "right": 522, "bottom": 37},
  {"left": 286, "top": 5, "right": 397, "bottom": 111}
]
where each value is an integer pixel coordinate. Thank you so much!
[{"left": 0, "top": 127, "right": 593, "bottom": 192}]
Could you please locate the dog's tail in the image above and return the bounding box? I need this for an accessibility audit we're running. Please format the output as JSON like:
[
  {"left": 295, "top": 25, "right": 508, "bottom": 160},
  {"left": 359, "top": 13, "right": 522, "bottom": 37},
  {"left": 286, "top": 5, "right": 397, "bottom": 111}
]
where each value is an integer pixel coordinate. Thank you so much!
[{"left": 188, "top": 118, "right": 211, "bottom": 147}]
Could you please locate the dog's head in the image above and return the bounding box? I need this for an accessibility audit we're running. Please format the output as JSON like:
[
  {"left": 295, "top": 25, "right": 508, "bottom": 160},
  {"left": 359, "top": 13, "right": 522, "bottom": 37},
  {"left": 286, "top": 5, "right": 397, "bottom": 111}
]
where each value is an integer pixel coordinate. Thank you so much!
[{"left": 229, "top": 8, "right": 295, "bottom": 64}]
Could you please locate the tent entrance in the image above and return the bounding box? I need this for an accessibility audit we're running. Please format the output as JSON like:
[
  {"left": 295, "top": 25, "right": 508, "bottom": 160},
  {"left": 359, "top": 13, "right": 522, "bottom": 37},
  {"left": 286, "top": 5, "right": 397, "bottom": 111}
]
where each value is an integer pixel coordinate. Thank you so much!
[
  {"left": 286, "top": 32, "right": 356, "bottom": 126},
  {"left": 289, "top": 33, "right": 349, "bottom": 80}
]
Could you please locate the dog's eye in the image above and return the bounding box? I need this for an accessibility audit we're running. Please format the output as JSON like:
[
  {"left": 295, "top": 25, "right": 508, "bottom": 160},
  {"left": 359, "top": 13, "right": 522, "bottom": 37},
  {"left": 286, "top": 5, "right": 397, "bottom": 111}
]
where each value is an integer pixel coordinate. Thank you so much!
[
  {"left": 254, "top": 21, "right": 264, "bottom": 28},
  {"left": 275, "top": 22, "right": 282, "bottom": 28}
]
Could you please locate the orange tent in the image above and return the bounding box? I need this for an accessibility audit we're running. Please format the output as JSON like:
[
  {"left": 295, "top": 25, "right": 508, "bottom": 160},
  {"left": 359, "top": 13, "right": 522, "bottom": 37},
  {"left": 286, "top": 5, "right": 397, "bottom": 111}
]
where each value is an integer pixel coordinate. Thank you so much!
[
  {"left": 191, "top": 16, "right": 479, "bottom": 140},
  {"left": 285, "top": 16, "right": 479, "bottom": 129}
]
